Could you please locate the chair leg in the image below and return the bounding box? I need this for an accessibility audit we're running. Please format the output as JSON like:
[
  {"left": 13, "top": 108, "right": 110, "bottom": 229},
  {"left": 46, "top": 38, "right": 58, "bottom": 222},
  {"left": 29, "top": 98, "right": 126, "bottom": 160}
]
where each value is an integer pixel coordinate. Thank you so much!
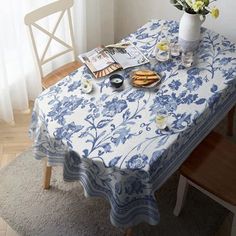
[
  {"left": 173, "top": 175, "right": 189, "bottom": 216},
  {"left": 231, "top": 211, "right": 236, "bottom": 236},
  {"left": 43, "top": 160, "right": 52, "bottom": 189},
  {"left": 227, "top": 106, "right": 235, "bottom": 136},
  {"left": 124, "top": 228, "right": 133, "bottom": 236}
]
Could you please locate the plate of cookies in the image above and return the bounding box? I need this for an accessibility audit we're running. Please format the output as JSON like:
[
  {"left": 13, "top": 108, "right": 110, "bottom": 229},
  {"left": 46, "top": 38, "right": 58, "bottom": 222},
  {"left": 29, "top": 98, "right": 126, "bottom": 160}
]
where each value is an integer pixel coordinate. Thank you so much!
[{"left": 131, "top": 70, "right": 161, "bottom": 88}]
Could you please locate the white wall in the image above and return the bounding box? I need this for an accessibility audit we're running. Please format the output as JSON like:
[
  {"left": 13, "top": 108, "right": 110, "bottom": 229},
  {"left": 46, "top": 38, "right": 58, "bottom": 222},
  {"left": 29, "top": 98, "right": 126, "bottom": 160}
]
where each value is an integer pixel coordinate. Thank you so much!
[
  {"left": 86, "top": 0, "right": 114, "bottom": 50},
  {"left": 114, "top": 0, "right": 236, "bottom": 43}
]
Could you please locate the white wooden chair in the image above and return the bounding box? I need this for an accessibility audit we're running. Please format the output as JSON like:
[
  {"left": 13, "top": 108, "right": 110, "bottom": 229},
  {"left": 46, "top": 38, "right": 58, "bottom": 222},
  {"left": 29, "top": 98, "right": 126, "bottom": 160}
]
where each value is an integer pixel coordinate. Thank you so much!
[
  {"left": 24, "top": 0, "right": 81, "bottom": 89},
  {"left": 173, "top": 132, "right": 236, "bottom": 236}
]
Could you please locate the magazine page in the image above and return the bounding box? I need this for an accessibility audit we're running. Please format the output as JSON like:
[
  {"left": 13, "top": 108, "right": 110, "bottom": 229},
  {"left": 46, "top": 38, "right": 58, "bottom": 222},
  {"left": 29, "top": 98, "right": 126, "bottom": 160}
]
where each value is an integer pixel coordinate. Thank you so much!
[
  {"left": 78, "top": 42, "right": 149, "bottom": 78},
  {"left": 79, "top": 47, "right": 115, "bottom": 72},
  {"left": 106, "top": 41, "right": 149, "bottom": 69}
]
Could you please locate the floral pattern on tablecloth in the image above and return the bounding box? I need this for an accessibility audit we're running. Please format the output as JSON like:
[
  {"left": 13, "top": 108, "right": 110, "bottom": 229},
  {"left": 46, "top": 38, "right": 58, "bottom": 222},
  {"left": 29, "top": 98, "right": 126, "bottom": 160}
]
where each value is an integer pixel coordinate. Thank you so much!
[{"left": 29, "top": 19, "right": 236, "bottom": 228}]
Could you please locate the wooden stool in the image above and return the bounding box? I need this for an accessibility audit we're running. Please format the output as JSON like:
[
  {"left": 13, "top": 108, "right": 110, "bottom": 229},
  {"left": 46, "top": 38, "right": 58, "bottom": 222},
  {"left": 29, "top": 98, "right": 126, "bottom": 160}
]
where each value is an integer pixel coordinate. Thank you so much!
[{"left": 173, "top": 132, "right": 236, "bottom": 236}]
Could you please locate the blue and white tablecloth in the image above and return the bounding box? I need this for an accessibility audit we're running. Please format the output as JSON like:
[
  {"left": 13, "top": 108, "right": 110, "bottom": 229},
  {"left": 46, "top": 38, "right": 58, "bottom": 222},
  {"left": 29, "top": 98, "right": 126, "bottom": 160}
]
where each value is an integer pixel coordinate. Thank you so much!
[{"left": 29, "top": 19, "right": 236, "bottom": 228}]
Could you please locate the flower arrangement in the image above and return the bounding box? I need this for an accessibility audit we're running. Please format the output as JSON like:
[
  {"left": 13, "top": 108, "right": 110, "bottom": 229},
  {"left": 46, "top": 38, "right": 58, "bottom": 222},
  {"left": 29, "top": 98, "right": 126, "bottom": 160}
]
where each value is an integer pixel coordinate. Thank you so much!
[{"left": 170, "top": 0, "right": 219, "bottom": 18}]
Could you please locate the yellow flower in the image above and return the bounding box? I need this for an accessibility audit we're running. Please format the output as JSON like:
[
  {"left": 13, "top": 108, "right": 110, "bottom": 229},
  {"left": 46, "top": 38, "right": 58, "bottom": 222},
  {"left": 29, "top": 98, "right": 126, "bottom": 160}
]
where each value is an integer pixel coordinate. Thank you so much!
[
  {"left": 192, "top": 1, "right": 204, "bottom": 12},
  {"left": 211, "top": 7, "right": 219, "bottom": 18},
  {"left": 156, "top": 41, "right": 169, "bottom": 51}
]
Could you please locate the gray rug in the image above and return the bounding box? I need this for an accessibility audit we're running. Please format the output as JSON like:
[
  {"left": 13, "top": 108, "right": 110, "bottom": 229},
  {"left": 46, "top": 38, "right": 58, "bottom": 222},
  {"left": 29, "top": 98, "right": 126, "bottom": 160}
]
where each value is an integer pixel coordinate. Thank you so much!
[{"left": 0, "top": 148, "right": 229, "bottom": 236}]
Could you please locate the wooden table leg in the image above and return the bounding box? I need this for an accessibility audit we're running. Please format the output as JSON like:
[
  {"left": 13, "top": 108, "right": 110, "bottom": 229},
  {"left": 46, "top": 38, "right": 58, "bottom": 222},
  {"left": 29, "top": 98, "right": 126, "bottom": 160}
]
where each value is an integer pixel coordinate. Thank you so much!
[
  {"left": 43, "top": 160, "right": 52, "bottom": 189},
  {"left": 124, "top": 228, "right": 133, "bottom": 236},
  {"left": 227, "top": 106, "right": 235, "bottom": 136}
]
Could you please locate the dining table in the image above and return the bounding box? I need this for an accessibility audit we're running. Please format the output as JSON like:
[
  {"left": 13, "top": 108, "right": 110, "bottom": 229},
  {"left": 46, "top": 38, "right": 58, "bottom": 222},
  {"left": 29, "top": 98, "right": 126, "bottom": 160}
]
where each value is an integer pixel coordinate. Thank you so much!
[{"left": 29, "top": 19, "right": 236, "bottom": 229}]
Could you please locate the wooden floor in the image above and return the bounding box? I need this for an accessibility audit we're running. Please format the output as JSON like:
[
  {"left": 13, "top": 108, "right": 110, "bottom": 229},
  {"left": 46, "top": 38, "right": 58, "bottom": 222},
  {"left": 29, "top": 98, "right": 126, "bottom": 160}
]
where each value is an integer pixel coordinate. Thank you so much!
[
  {"left": 0, "top": 104, "right": 33, "bottom": 236},
  {"left": 0, "top": 63, "right": 81, "bottom": 236},
  {"left": 0, "top": 107, "right": 32, "bottom": 169},
  {"left": 0, "top": 103, "right": 234, "bottom": 236}
]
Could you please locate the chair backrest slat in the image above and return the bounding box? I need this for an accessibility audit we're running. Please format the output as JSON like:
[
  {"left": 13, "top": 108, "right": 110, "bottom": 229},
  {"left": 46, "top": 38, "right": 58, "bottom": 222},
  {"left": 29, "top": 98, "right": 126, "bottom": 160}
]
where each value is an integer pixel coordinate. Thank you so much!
[
  {"left": 28, "top": 24, "right": 44, "bottom": 78},
  {"left": 42, "top": 48, "right": 73, "bottom": 65},
  {"left": 24, "top": 0, "right": 73, "bottom": 25},
  {"left": 32, "top": 23, "right": 73, "bottom": 52},
  {"left": 40, "top": 9, "right": 66, "bottom": 63},
  {"left": 67, "top": 8, "right": 76, "bottom": 60}
]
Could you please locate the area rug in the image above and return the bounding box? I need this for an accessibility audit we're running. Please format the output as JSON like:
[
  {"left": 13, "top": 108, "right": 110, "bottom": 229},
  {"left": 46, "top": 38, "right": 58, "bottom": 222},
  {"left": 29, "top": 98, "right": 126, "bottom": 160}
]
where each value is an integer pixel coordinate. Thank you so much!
[{"left": 0, "top": 148, "right": 228, "bottom": 236}]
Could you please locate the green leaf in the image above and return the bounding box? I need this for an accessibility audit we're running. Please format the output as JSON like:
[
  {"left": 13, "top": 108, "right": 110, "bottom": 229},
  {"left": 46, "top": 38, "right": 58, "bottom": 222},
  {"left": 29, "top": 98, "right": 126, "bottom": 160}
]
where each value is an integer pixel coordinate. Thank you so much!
[
  {"left": 199, "top": 8, "right": 210, "bottom": 15},
  {"left": 175, "top": 4, "right": 183, "bottom": 10},
  {"left": 203, "top": 0, "right": 210, "bottom": 6}
]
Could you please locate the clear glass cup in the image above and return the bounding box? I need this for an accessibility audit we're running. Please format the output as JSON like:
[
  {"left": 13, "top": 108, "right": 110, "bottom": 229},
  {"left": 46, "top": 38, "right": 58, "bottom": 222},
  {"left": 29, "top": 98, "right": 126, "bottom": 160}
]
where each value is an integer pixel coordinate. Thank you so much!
[
  {"left": 155, "top": 40, "right": 170, "bottom": 62},
  {"left": 81, "top": 79, "right": 93, "bottom": 93},
  {"left": 155, "top": 109, "right": 168, "bottom": 129},
  {"left": 181, "top": 51, "right": 194, "bottom": 68},
  {"left": 170, "top": 43, "right": 180, "bottom": 57}
]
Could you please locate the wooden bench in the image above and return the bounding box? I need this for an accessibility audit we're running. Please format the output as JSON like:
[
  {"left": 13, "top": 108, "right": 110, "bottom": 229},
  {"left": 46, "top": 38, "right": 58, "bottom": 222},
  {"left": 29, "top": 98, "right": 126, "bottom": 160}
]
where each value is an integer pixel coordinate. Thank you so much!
[{"left": 173, "top": 132, "right": 236, "bottom": 236}]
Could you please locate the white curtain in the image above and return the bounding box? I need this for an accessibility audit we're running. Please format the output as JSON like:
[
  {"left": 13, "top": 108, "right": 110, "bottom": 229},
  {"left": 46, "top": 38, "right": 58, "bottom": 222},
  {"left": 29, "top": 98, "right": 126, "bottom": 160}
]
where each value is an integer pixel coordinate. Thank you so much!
[
  {"left": 0, "top": 1, "right": 42, "bottom": 124},
  {"left": 0, "top": 0, "right": 113, "bottom": 124}
]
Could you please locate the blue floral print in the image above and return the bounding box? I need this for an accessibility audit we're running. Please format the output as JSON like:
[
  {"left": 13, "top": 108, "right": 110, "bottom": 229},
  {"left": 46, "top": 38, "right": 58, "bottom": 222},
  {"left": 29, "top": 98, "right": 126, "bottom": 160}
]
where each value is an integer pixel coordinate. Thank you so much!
[
  {"left": 184, "top": 76, "right": 203, "bottom": 92},
  {"left": 68, "top": 80, "right": 81, "bottom": 92},
  {"left": 124, "top": 176, "right": 145, "bottom": 195},
  {"left": 127, "top": 90, "right": 145, "bottom": 102},
  {"left": 30, "top": 19, "right": 236, "bottom": 229},
  {"left": 168, "top": 80, "right": 181, "bottom": 91},
  {"left": 102, "top": 97, "right": 127, "bottom": 117},
  {"left": 54, "top": 122, "right": 84, "bottom": 140},
  {"left": 126, "top": 154, "right": 148, "bottom": 170}
]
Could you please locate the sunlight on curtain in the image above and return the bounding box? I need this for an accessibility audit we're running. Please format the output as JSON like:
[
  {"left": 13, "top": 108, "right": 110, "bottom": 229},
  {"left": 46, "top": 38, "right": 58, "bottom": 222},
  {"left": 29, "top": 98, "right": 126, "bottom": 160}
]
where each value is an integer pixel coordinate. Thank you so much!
[
  {"left": 0, "top": 0, "right": 88, "bottom": 124},
  {"left": 0, "top": 0, "right": 43, "bottom": 124},
  {"left": 0, "top": 0, "right": 110, "bottom": 124}
]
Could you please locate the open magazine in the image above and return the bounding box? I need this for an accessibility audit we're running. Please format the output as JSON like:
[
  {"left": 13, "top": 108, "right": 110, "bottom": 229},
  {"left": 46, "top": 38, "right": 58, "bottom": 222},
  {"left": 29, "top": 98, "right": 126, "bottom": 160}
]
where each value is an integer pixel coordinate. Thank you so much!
[{"left": 78, "top": 41, "right": 149, "bottom": 78}]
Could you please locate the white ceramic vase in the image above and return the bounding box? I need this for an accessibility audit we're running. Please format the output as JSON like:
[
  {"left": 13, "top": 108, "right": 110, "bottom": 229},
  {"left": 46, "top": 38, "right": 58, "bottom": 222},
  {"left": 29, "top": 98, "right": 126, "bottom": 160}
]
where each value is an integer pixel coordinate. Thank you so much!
[{"left": 178, "top": 12, "right": 204, "bottom": 52}]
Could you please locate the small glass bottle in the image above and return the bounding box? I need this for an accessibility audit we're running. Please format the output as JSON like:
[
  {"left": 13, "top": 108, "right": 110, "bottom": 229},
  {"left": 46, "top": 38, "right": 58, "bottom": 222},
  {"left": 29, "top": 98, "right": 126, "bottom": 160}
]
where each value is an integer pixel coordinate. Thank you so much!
[
  {"left": 170, "top": 42, "right": 180, "bottom": 57},
  {"left": 181, "top": 51, "right": 194, "bottom": 68}
]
